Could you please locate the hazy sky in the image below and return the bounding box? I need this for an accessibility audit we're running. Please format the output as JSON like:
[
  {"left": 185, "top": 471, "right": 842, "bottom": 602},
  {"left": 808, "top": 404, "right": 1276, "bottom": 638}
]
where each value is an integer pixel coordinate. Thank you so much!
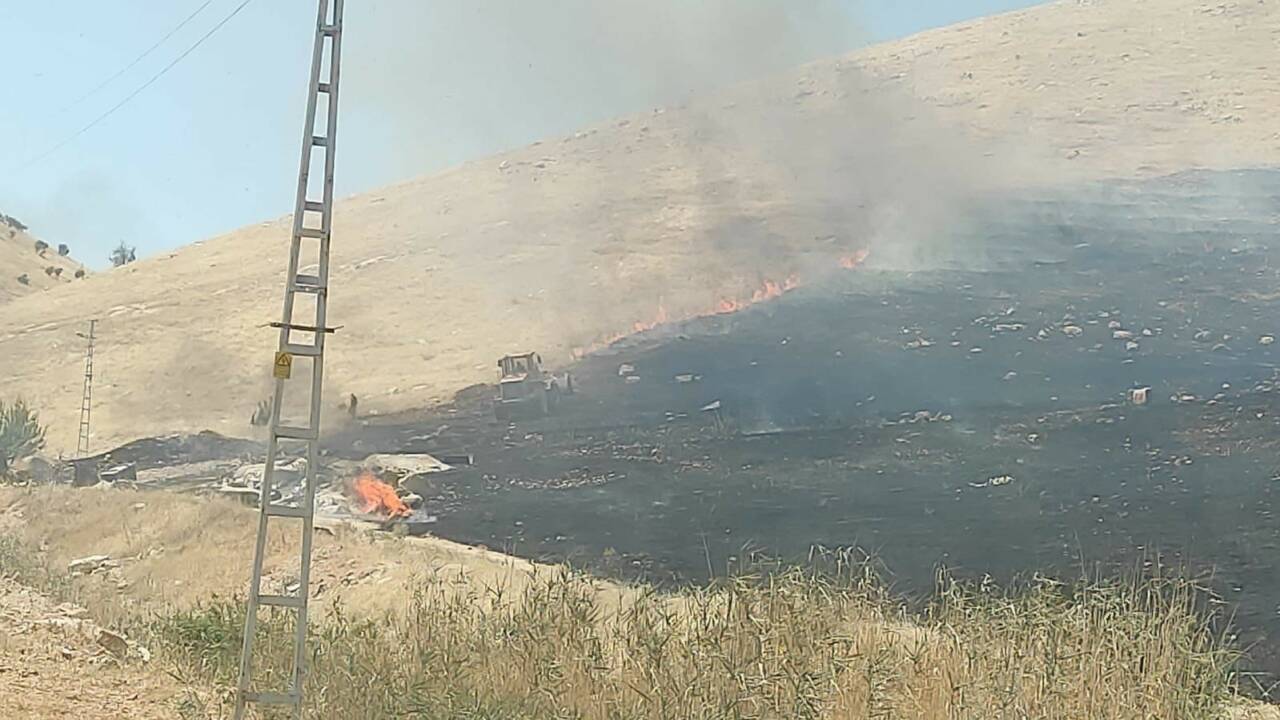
[{"left": 0, "top": 1, "right": 1040, "bottom": 267}]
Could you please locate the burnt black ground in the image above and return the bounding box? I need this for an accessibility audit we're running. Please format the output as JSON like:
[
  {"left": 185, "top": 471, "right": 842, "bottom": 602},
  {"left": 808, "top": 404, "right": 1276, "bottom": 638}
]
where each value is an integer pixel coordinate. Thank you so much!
[{"left": 320, "top": 168, "right": 1280, "bottom": 683}]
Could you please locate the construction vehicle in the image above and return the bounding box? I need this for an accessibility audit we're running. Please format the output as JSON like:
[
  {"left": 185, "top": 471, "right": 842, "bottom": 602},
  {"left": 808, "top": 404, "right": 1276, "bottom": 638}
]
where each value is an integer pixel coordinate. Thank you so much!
[{"left": 495, "top": 352, "right": 572, "bottom": 421}]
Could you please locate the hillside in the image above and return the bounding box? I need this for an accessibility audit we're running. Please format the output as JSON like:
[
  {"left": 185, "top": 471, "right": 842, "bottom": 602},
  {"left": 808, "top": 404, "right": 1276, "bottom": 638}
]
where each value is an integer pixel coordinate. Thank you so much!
[
  {"left": 0, "top": 218, "right": 86, "bottom": 304},
  {"left": 2, "top": 0, "right": 1279, "bottom": 452}
]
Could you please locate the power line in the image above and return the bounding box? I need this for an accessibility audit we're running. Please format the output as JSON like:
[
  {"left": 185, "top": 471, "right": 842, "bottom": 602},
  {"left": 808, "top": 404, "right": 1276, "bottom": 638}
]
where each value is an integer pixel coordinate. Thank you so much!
[
  {"left": 17, "top": 0, "right": 256, "bottom": 171},
  {"left": 62, "top": 0, "right": 216, "bottom": 112}
]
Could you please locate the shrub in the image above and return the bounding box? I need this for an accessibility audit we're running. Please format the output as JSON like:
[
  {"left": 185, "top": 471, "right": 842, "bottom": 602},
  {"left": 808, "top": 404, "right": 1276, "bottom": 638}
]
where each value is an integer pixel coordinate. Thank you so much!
[
  {"left": 0, "top": 399, "right": 46, "bottom": 475},
  {"left": 109, "top": 242, "right": 137, "bottom": 267},
  {"left": 34, "top": 240, "right": 48, "bottom": 255},
  {"left": 57, "top": 243, "right": 70, "bottom": 256}
]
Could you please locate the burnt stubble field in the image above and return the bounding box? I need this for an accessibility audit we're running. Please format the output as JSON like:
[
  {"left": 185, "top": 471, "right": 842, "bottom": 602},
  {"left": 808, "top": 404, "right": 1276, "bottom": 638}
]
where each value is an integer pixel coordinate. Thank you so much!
[{"left": 336, "top": 169, "right": 1280, "bottom": 675}]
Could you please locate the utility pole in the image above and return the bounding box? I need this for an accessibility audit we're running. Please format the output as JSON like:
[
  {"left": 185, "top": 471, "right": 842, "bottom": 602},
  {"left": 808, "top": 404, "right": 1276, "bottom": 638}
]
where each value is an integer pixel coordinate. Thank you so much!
[
  {"left": 235, "top": 0, "right": 344, "bottom": 717},
  {"left": 76, "top": 319, "right": 96, "bottom": 457}
]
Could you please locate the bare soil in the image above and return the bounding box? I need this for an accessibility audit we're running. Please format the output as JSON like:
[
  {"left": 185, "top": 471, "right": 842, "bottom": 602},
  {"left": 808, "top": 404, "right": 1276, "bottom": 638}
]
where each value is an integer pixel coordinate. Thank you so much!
[{"left": 0, "top": 577, "right": 183, "bottom": 719}]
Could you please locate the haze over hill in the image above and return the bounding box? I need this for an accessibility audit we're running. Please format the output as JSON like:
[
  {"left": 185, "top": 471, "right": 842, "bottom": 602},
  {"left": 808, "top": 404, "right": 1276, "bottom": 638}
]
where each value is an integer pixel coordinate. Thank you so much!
[{"left": 2, "top": 0, "right": 1278, "bottom": 453}]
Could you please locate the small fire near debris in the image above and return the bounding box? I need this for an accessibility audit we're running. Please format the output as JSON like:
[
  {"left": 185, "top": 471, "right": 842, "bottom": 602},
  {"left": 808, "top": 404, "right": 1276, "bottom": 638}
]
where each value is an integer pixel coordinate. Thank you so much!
[{"left": 351, "top": 471, "right": 411, "bottom": 519}]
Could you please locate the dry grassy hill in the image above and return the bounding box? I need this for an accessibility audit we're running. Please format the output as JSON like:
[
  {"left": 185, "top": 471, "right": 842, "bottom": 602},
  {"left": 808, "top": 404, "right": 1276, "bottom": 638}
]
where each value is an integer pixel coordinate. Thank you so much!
[
  {"left": 2, "top": 0, "right": 1279, "bottom": 453},
  {"left": 0, "top": 219, "right": 86, "bottom": 304}
]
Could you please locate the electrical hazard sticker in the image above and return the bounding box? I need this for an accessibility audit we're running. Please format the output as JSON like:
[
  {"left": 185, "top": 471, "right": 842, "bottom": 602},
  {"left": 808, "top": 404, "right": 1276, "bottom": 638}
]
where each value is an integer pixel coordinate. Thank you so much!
[{"left": 273, "top": 351, "right": 293, "bottom": 379}]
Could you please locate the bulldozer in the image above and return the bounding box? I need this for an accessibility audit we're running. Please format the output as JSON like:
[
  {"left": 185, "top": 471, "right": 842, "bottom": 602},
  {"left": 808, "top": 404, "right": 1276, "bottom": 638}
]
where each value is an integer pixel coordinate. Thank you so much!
[{"left": 494, "top": 352, "right": 572, "bottom": 421}]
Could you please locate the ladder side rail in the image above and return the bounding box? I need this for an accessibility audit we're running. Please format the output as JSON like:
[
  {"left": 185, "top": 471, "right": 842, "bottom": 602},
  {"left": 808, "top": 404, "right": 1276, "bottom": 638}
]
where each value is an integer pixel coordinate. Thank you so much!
[{"left": 289, "top": 0, "right": 343, "bottom": 694}]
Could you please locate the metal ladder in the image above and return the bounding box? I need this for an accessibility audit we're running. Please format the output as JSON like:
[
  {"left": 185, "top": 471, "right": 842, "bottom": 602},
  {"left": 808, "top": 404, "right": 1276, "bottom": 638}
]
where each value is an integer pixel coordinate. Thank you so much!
[
  {"left": 235, "top": 0, "right": 344, "bottom": 717},
  {"left": 76, "top": 319, "right": 96, "bottom": 457}
]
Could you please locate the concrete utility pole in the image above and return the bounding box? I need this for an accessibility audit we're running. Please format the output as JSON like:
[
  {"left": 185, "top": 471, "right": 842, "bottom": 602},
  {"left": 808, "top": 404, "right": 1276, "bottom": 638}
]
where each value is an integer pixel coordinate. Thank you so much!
[
  {"left": 75, "top": 319, "right": 96, "bottom": 457},
  {"left": 235, "top": 1, "right": 344, "bottom": 717}
]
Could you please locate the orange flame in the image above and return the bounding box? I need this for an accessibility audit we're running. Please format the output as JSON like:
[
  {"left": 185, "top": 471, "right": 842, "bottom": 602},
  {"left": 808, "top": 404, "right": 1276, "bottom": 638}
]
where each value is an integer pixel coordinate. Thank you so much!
[
  {"left": 838, "top": 248, "right": 871, "bottom": 270},
  {"left": 352, "top": 471, "right": 411, "bottom": 519},
  {"left": 572, "top": 276, "right": 802, "bottom": 357}
]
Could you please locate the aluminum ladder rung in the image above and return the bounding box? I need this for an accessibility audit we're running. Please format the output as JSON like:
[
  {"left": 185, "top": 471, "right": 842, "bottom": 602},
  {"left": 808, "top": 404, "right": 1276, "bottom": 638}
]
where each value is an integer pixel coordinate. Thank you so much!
[
  {"left": 269, "top": 321, "right": 339, "bottom": 334},
  {"left": 297, "top": 226, "right": 328, "bottom": 239},
  {"left": 311, "top": 135, "right": 329, "bottom": 147},
  {"left": 264, "top": 504, "right": 307, "bottom": 519},
  {"left": 320, "top": 24, "right": 339, "bottom": 35},
  {"left": 302, "top": 200, "right": 325, "bottom": 212},
  {"left": 274, "top": 425, "right": 318, "bottom": 441},
  {"left": 282, "top": 342, "right": 320, "bottom": 357},
  {"left": 317, "top": 82, "right": 331, "bottom": 94},
  {"left": 292, "top": 274, "right": 327, "bottom": 294},
  {"left": 242, "top": 691, "right": 300, "bottom": 706},
  {"left": 258, "top": 594, "right": 306, "bottom": 609}
]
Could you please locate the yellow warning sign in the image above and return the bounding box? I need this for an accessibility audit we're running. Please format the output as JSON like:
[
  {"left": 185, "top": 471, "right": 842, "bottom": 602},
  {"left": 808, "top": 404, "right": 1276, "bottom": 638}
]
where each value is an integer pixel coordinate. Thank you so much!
[{"left": 273, "top": 351, "right": 293, "bottom": 379}]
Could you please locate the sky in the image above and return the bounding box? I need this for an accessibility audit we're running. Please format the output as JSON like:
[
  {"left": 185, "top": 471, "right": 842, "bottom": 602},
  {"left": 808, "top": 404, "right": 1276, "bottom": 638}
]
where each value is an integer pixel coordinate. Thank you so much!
[{"left": 0, "top": 0, "right": 1042, "bottom": 268}]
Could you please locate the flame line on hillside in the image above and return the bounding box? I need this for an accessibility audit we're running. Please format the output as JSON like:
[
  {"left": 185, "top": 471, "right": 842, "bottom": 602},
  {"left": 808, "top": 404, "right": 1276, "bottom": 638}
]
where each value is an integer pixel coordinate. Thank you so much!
[{"left": 572, "top": 250, "right": 869, "bottom": 358}]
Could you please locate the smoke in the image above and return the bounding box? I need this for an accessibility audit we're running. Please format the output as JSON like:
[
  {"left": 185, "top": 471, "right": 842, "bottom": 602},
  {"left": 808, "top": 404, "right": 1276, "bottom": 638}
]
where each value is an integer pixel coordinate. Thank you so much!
[
  {"left": 341, "top": 0, "right": 866, "bottom": 183},
  {"left": 675, "top": 62, "right": 1001, "bottom": 277},
  {"left": 340, "top": 1, "right": 1016, "bottom": 352},
  {"left": 35, "top": 169, "right": 157, "bottom": 268}
]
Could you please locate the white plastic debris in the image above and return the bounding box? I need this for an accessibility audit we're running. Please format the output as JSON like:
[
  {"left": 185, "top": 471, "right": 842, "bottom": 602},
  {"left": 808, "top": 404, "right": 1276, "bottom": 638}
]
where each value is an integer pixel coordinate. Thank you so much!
[
  {"left": 68, "top": 555, "right": 116, "bottom": 576},
  {"left": 969, "top": 475, "right": 1014, "bottom": 489}
]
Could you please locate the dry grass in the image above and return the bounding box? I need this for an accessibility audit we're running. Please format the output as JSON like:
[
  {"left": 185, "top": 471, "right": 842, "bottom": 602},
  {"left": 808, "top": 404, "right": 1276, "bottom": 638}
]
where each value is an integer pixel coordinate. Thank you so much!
[
  {"left": 0, "top": 487, "right": 1258, "bottom": 719},
  {"left": 148, "top": 561, "right": 1241, "bottom": 720}
]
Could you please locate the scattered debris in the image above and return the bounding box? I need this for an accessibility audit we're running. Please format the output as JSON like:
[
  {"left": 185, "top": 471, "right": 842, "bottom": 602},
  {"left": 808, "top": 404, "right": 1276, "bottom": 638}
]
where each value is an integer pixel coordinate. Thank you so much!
[
  {"left": 969, "top": 475, "right": 1015, "bottom": 489},
  {"left": 362, "top": 453, "right": 454, "bottom": 486},
  {"left": 96, "top": 629, "right": 129, "bottom": 658},
  {"left": 68, "top": 555, "right": 117, "bottom": 576}
]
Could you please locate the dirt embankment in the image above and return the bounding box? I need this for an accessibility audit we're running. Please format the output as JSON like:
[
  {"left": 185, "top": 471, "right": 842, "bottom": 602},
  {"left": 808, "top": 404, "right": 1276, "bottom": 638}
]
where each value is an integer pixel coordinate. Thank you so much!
[{"left": 0, "top": 485, "right": 630, "bottom": 620}]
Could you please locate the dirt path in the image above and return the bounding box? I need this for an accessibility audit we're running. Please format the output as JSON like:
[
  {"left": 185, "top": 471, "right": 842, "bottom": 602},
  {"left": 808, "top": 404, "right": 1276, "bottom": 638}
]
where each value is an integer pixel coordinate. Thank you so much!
[{"left": 0, "top": 577, "right": 186, "bottom": 719}]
